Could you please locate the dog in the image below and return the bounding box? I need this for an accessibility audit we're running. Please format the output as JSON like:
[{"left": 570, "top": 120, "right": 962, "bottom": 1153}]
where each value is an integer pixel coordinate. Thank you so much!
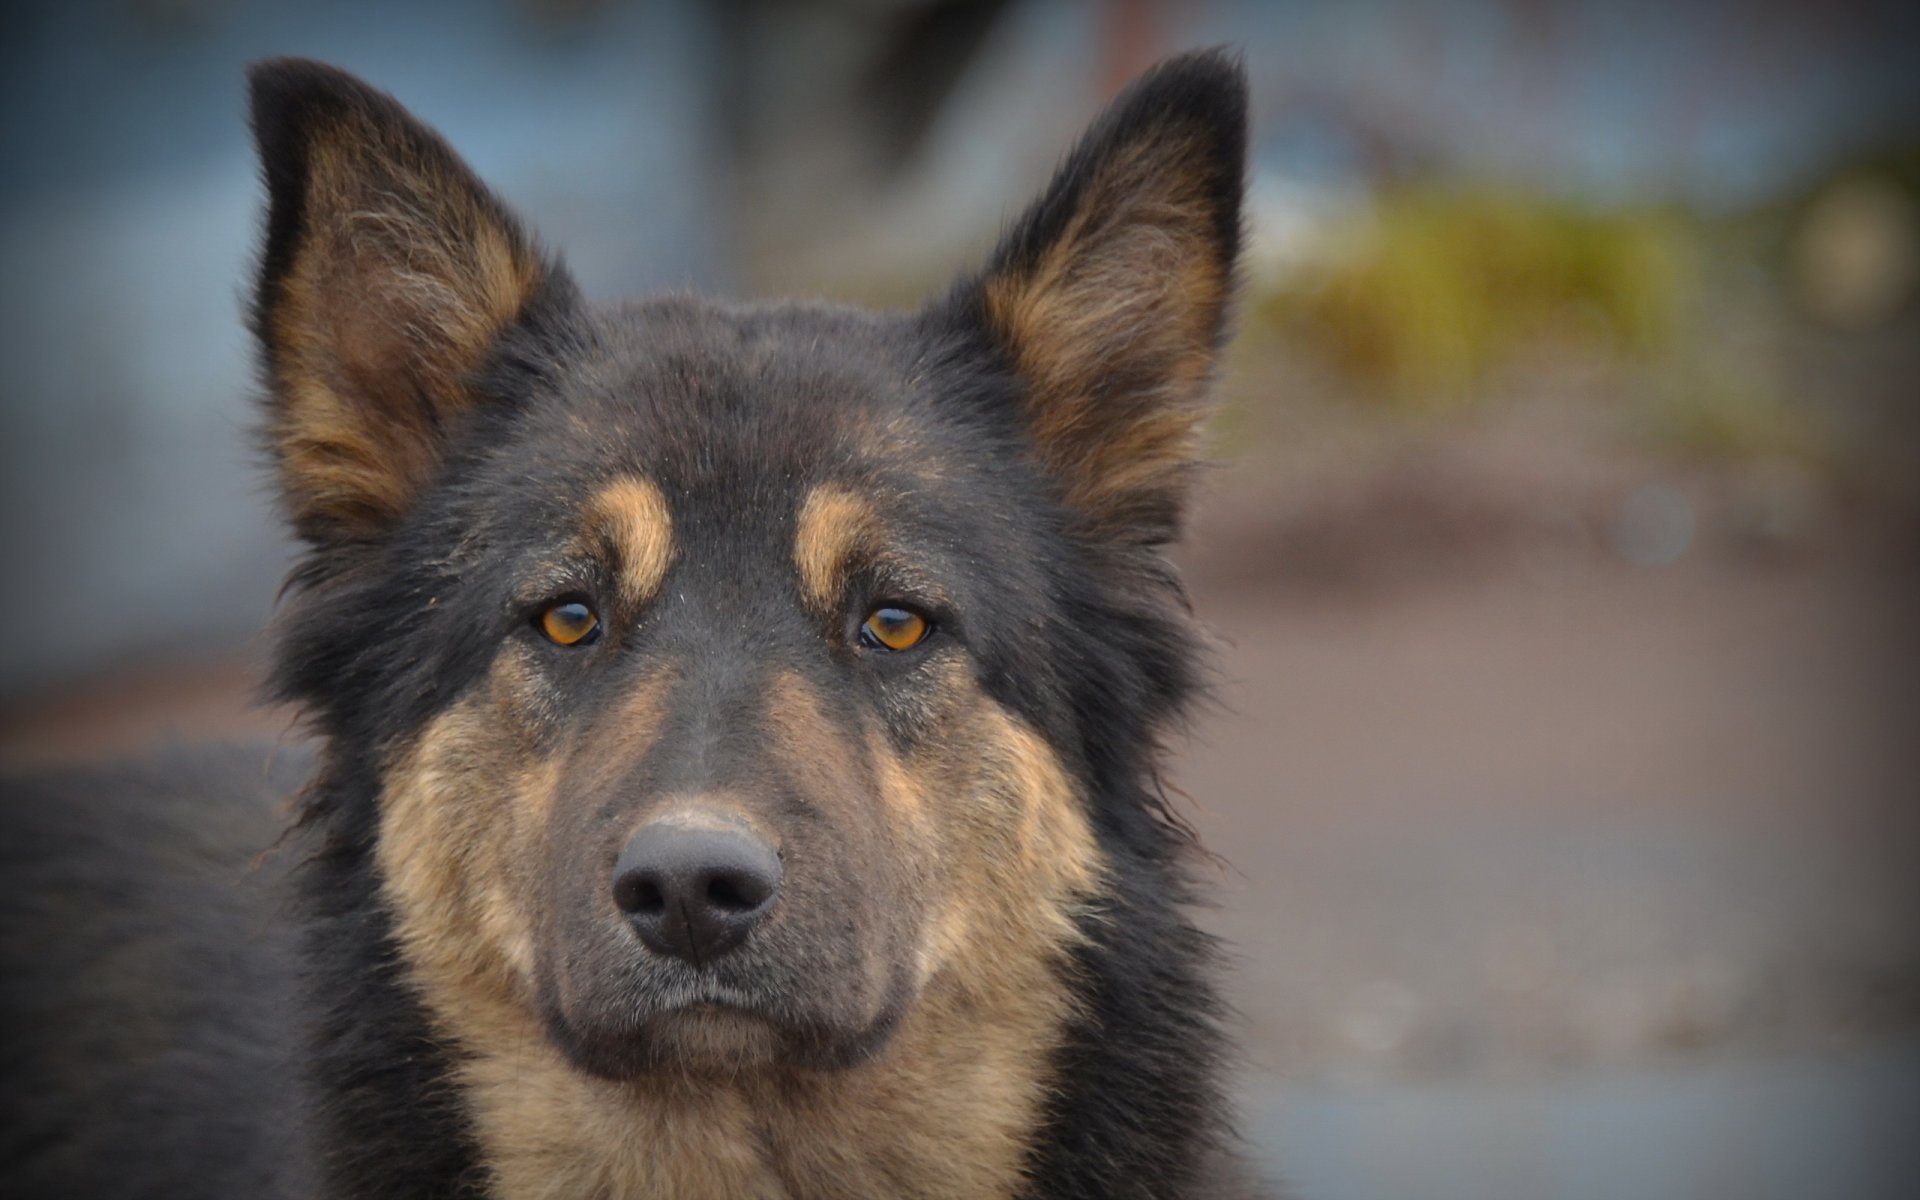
[{"left": 0, "top": 49, "right": 1265, "bottom": 1199}]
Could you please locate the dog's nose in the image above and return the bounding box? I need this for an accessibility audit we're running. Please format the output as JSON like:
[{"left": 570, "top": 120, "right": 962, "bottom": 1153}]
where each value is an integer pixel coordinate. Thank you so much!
[{"left": 612, "top": 822, "right": 780, "bottom": 965}]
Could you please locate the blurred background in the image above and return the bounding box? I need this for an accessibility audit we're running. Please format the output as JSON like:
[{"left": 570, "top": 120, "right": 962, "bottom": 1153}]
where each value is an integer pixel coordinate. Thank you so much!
[{"left": 3, "top": 1, "right": 1917, "bottom": 1196}]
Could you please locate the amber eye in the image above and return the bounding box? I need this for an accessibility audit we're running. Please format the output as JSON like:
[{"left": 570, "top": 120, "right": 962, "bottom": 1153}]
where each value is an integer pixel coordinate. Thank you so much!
[
  {"left": 860, "top": 606, "right": 929, "bottom": 652},
  {"left": 538, "top": 601, "right": 600, "bottom": 646}
]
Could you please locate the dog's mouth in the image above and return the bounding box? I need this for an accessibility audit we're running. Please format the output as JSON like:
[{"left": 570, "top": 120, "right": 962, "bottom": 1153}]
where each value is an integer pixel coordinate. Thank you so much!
[
  {"left": 537, "top": 984, "right": 768, "bottom": 1078},
  {"left": 537, "top": 960, "right": 912, "bottom": 1080}
]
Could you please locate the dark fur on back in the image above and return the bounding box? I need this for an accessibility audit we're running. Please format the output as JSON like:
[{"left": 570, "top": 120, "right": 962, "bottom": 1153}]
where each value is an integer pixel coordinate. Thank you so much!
[
  {"left": 0, "top": 748, "right": 316, "bottom": 1198},
  {"left": 2, "top": 50, "right": 1264, "bottom": 1200}
]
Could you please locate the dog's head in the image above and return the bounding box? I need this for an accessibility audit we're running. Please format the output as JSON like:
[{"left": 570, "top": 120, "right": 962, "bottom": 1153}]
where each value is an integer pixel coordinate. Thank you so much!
[{"left": 253, "top": 53, "right": 1244, "bottom": 1080}]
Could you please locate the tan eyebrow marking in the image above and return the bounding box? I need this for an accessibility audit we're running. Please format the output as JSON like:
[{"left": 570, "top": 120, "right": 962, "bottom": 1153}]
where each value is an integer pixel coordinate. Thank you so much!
[
  {"left": 793, "top": 484, "right": 882, "bottom": 612},
  {"left": 587, "top": 476, "right": 674, "bottom": 605}
]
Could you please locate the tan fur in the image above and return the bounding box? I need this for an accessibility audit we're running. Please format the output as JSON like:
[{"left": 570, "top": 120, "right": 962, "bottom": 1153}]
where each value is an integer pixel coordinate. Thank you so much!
[
  {"left": 981, "top": 132, "right": 1227, "bottom": 532},
  {"left": 269, "top": 117, "right": 544, "bottom": 538},
  {"left": 792, "top": 485, "right": 882, "bottom": 613},
  {"left": 587, "top": 477, "right": 676, "bottom": 606},
  {"left": 377, "top": 651, "right": 1102, "bottom": 1199}
]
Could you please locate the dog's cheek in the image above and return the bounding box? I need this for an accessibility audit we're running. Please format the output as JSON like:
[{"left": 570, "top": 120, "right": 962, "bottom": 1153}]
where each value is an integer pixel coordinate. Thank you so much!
[
  {"left": 375, "top": 670, "right": 565, "bottom": 1045},
  {"left": 891, "top": 684, "right": 1106, "bottom": 991}
]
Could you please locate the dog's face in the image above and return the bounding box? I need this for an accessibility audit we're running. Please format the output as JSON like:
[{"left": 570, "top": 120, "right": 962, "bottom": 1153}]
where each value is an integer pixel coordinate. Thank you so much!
[
  {"left": 252, "top": 56, "right": 1243, "bottom": 1080},
  {"left": 361, "top": 304, "right": 1116, "bottom": 1079}
]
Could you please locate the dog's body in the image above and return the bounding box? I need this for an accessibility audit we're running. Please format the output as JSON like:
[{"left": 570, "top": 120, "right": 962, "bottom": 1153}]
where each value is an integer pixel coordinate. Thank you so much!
[
  {"left": 0, "top": 52, "right": 1265, "bottom": 1199},
  {"left": 1, "top": 749, "right": 320, "bottom": 1196}
]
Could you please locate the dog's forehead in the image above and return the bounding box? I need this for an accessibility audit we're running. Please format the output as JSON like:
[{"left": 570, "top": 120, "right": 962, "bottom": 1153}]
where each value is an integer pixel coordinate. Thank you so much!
[
  {"left": 569, "top": 299, "right": 926, "bottom": 471},
  {"left": 489, "top": 297, "right": 979, "bottom": 559}
]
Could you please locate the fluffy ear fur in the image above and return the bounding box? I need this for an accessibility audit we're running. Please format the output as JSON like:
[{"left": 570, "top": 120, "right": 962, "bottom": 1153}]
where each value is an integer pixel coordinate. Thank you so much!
[
  {"left": 953, "top": 49, "right": 1246, "bottom": 545},
  {"left": 248, "top": 58, "right": 561, "bottom": 546}
]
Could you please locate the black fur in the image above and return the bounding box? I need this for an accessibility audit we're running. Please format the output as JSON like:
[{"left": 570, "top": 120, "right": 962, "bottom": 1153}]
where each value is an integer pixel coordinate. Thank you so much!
[
  {"left": 1, "top": 49, "right": 1263, "bottom": 1199},
  {"left": 0, "top": 748, "right": 317, "bottom": 1198}
]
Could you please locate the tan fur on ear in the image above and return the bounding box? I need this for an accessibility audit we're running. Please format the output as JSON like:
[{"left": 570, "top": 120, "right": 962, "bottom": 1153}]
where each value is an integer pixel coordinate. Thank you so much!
[
  {"left": 970, "top": 52, "right": 1246, "bottom": 543},
  {"left": 983, "top": 138, "right": 1229, "bottom": 534},
  {"left": 251, "top": 61, "right": 549, "bottom": 543}
]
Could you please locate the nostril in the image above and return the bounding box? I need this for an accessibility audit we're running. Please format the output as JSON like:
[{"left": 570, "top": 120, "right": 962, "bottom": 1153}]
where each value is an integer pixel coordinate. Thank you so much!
[
  {"left": 630, "top": 877, "right": 665, "bottom": 916},
  {"left": 706, "top": 871, "right": 769, "bottom": 914},
  {"left": 612, "top": 870, "right": 668, "bottom": 917}
]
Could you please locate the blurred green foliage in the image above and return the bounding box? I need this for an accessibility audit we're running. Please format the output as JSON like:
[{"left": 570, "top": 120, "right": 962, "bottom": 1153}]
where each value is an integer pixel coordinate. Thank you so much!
[{"left": 1255, "top": 188, "right": 1693, "bottom": 409}]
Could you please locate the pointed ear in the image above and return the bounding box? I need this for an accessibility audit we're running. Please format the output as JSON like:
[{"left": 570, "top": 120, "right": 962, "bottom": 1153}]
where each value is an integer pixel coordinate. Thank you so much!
[
  {"left": 248, "top": 58, "right": 564, "bottom": 546},
  {"left": 953, "top": 50, "right": 1246, "bottom": 544}
]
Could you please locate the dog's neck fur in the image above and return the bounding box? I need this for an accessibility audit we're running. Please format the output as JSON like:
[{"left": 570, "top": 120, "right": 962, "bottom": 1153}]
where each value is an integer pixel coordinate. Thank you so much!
[
  {"left": 445, "top": 975, "right": 1067, "bottom": 1200},
  {"left": 296, "top": 761, "right": 1232, "bottom": 1200}
]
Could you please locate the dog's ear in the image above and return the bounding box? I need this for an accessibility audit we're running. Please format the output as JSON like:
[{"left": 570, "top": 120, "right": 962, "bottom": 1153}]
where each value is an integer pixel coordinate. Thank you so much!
[
  {"left": 948, "top": 50, "right": 1245, "bottom": 545},
  {"left": 248, "top": 58, "right": 563, "bottom": 546}
]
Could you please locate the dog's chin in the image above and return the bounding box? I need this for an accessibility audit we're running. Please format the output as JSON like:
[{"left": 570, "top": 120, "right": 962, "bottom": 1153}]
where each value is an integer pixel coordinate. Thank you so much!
[
  {"left": 578, "top": 1004, "right": 782, "bottom": 1076},
  {"left": 544, "top": 996, "right": 909, "bottom": 1082}
]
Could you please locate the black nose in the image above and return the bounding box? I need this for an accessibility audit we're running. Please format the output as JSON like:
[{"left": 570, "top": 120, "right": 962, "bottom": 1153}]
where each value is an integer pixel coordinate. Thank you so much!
[{"left": 612, "top": 822, "right": 781, "bottom": 965}]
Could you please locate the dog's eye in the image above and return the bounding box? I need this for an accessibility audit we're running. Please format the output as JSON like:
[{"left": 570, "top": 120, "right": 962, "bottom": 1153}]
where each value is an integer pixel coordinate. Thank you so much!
[
  {"left": 860, "top": 606, "right": 929, "bottom": 652},
  {"left": 538, "top": 601, "right": 600, "bottom": 646}
]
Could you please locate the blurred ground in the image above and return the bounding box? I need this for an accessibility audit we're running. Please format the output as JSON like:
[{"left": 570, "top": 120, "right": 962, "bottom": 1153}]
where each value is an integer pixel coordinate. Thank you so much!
[{"left": 5, "top": 393, "right": 1916, "bottom": 1197}]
